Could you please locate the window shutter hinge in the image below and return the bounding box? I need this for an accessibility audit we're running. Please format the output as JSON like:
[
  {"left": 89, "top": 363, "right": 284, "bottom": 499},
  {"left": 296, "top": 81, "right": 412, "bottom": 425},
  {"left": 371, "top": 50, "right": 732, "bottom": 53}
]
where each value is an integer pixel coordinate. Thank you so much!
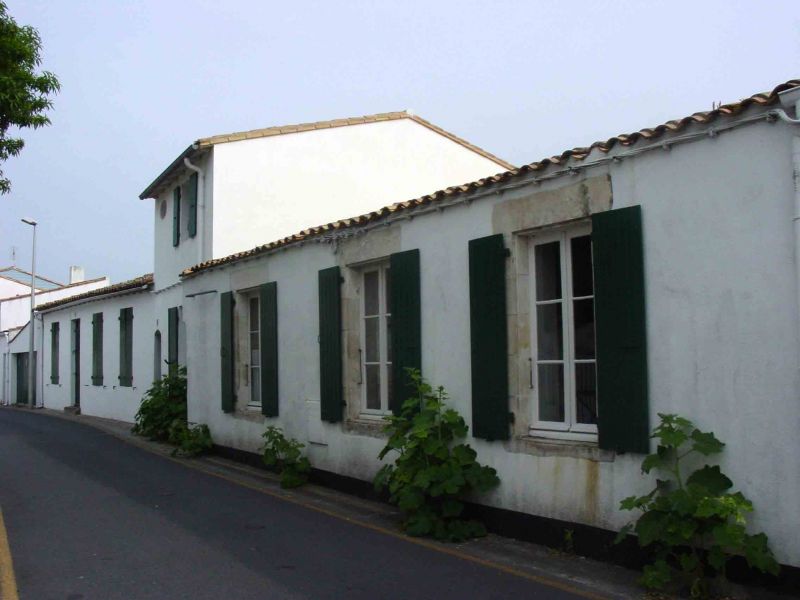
[
  {"left": 508, "top": 411, "right": 515, "bottom": 424},
  {"left": 503, "top": 248, "right": 511, "bottom": 258}
]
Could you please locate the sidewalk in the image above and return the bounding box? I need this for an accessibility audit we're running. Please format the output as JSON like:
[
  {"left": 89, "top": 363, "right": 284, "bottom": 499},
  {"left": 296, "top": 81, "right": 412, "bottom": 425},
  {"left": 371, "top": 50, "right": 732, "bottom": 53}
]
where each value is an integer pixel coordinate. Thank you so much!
[{"left": 24, "top": 407, "right": 789, "bottom": 600}]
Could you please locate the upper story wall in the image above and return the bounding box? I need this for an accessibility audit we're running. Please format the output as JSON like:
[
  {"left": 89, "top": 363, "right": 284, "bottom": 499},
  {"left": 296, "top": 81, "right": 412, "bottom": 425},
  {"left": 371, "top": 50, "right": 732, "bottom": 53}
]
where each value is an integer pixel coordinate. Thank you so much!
[
  {"left": 210, "top": 117, "right": 508, "bottom": 260},
  {"left": 152, "top": 153, "right": 213, "bottom": 290},
  {"left": 0, "top": 277, "right": 32, "bottom": 299}
]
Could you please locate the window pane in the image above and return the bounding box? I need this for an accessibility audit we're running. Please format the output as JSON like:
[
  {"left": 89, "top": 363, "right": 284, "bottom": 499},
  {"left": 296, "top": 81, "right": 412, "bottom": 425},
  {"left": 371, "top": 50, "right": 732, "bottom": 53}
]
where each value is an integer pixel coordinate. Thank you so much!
[
  {"left": 249, "top": 297, "right": 259, "bottom": 330},
  {"left": 366, "top": 364, "right": 381, "bottom": 409},
  {"left": 571, "top": 235, "right": 593, "bottom": 297},
  {"left": 364, "top": 271, "right": 379, "bottom": 316},
  {"left": 250, "top": 331, "right": 259, "bottom": 351},
  {"left": 538, "top": 364, "right": 564, "bottom": 422},
  {"left": 384, "top": 267, "right": 392, "bottom": 315},
  {"left": 573, "top": 299, "right": 595, "bottom": 359},
  {"left": 386, "top": 315, "right": 392, "bottom": 362},
  {"left": 535, "top": 241, "right": 561, "bottom": 301},
  {"left": 575, "top": 363, "right": 597, "bottom": 424},
  {"left": 250, "top": 368, "right": 261, "bottom": 405},
  {"left": 365, "top": 317, "right": 380, "bottom": 362},
  {"left": 251, "top": 349, "right": 260, "bottom": 365},
  {"left": 536, "top": 303, "right": 563, "bottom": 360}
]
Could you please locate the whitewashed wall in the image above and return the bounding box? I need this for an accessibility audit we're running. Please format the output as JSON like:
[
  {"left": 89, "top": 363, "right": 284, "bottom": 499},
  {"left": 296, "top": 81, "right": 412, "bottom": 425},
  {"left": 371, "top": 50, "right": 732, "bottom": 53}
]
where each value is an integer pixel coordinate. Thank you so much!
[
  {"left": 0, "top": 278, "right": 32, "bottom": 299},
  {"left": 210, "top": 118, "right": 508, "bottom": 260},
  {"left": 0, "top": 278, "right": 109, "bottom": 331},
  {"left": 40, "top": 290, "right": 156, "bottom": 422},
  {"left": 182, "top": 113, "right": 800, "bottom": 566}
]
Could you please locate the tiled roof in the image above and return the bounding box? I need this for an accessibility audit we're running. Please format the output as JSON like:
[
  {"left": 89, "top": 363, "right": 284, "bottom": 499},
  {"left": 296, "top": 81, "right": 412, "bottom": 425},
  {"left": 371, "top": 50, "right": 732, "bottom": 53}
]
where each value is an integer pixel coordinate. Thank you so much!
[
  {"left": 36, "top": 274, "right": 153, "bottom": 312},
  {"left": 139, "top": 111, "right": 514, "bottom": 199},
  {"left": 182, "top": 78, "right": 800, "bottom": 278},
  {"left": 0, "top": 276, "right": 109, "bottom": 302}
]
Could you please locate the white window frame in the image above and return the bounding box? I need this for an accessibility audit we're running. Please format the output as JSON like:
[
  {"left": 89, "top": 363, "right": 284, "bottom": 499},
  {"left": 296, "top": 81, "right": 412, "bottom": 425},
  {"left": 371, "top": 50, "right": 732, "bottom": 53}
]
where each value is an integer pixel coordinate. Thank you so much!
[
  {"left": 359, "top": 262, "right": 392, "bottom": 416},
  {"left": 247, "top": 294, "right": 261, "bottom": 408},
  {"left": 528, "top": 224, "right": 598, "bottom": 442}
]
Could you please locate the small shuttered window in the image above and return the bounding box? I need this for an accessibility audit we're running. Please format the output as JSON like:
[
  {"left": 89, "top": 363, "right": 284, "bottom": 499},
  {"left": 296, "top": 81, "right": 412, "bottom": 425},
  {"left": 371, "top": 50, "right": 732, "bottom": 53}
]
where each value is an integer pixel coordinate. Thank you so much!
[
  {"left": 119, "top": 308, "right": 134, "bottom": 387},
  {"left": 468, "top": 234, "right": 510, "bottom": 441},
  {"left": 592, "top": 205, "right": 649, "bottom": 454},
  {"left": 220, "top": 292, "right": 235, "bottom": 413},
  {"left": 318, "top": 266, "right": 343, "bottom": 422},
  {"left": 389, "top": 249, "right": 421, "bottom": 414},
  {"left": 172, "top": 186, "right": 181, "bottom": 247},
  {"left": 91, "top": 312, "right": 103, "bottom": 386},
  {"left": 50, "top": 322, "right": 59, "bottom": 384},
  {"left": 187, "top": 172, "right": 198, "bottom": 238},
  {"left": 260, "top": 282, "right": 279, "bottom": 417}
]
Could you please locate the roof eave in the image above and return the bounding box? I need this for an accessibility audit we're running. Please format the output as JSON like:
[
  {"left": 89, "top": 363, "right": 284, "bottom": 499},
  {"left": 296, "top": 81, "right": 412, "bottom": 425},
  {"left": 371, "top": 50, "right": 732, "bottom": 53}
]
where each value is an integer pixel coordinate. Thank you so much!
[{"left": 138, "top": 144, "right": 206, "bottom": 200}]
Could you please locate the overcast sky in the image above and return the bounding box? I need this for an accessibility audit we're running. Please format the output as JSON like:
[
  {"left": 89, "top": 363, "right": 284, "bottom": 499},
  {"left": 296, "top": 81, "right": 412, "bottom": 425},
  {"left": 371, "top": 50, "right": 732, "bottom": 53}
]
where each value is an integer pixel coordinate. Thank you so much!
[{"left": 1, "top": 0, "right": 798, "bottom": 284}]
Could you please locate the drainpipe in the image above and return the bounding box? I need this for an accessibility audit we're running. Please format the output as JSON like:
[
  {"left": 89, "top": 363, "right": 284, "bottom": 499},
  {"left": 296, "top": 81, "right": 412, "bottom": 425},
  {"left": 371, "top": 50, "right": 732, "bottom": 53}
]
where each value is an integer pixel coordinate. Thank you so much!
[
  {"left": 772, "top": 88, "right": 800, "bottom": 363},
  {"left": 183, "top": 155, "right": 205, "bottom": 265}
]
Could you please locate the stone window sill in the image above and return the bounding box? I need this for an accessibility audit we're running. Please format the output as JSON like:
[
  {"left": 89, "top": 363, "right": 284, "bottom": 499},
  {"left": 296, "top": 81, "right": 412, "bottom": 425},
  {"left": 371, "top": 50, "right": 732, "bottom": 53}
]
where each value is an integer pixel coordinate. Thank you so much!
[
  {"left": 343, "top": 418, "right": 389, "bottom": 439},
  {"left": 509, "top": 435, "right": 615, "bottom": 462},
  {"left": 234, "top": 408, "right": 265, "bottom": 423}
]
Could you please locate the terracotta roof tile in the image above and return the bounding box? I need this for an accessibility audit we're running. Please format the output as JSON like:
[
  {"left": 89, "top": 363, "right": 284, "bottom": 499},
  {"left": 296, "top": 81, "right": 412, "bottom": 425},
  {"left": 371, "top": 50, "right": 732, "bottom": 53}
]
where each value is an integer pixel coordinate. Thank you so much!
[
  {"left": 181, "top": 79, "right": 800, "bottom": 278},
  {"left": 37, "top": 274, "right": 154, "bottom": 312}
]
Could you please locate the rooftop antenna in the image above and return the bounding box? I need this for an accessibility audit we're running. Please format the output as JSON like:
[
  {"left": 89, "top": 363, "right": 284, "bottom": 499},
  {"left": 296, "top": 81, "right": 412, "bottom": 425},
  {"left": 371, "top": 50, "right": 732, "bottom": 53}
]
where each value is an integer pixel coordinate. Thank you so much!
[{"left": 10, "top": 245, "right": 17, "bottom": 266}]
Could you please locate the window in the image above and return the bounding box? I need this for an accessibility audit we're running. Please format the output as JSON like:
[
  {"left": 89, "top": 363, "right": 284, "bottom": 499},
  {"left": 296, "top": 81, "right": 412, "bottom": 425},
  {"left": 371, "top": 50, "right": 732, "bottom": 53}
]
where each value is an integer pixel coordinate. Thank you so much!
[
  {"left": 119, "top": 308, "right": 133, "bottom": 387},
  {"left": 50, "top": 322, "right": 59, "bottom": 384},
  {"left": 248, "top": 296, "right": 261, "bottom": 407},
  {"left": 529, "top": 227, "right": 597, "bottom": 439},
  {"left": 361, "top": 263, "right": 392, "bottom": 414}
]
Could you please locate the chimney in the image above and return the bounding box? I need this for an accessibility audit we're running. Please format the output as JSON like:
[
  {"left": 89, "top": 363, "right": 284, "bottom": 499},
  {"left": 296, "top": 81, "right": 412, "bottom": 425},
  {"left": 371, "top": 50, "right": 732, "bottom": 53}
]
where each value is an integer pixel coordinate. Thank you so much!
[{"left": 69, "top": 266, "right": 85, "bottom": 284}]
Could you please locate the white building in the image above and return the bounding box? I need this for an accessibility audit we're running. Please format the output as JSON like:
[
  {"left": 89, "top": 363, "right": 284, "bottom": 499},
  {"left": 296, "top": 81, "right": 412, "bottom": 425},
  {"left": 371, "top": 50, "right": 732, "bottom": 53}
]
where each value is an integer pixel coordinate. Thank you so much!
[
  {"left": 28, "top": 83, "right": 800, "bottom": 571},
  {"left": 0, "top": 266, "right": 108, "bottom": 405}
]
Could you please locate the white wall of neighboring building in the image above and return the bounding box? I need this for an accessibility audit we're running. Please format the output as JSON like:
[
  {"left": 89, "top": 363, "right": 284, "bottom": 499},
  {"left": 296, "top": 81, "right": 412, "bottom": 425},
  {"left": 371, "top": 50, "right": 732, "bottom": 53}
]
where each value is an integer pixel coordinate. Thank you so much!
[
  {"left": 0, "top": 277, "right": 32, "bottom": 299},
  {"left": 0, "top": 278, "right": 109, "bottom": 331},
  {"left": 210, "top": 118, "right": 508, "bottom": 260},
  {"left": 40, "top": 290, "right": 156, "bottom": 422},
  {"left": 180, "top": 113, "right": 800, "bottom": 567}
]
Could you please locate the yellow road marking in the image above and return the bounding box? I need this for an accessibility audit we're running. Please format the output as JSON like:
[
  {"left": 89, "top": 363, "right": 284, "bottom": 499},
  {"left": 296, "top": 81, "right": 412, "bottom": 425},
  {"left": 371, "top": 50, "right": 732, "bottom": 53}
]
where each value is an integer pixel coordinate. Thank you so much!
[
  {"left": 21, "top": 410, "right": 612, "bottom": 600},
  {"left": 0, "top": 507, "right": 19, "bottom": 600}
]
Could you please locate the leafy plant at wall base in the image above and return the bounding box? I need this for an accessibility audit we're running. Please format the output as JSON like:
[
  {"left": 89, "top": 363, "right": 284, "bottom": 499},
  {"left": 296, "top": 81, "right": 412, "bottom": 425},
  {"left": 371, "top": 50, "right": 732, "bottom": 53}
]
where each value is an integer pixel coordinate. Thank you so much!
[
  {"left": 616, "top": 413, "right": 779, "bottom": 598},
  {"left": 374, "top": 369, "right": 500, "bottom": 542},
  {"left": 132, "top": 367, "right": 188, "bottom": 441},
  {"left": 261, "top": 426, "right": 311, "bottom": 489},
  {"left": 168, "top": 421, "right": 213, "bottom": 457}
]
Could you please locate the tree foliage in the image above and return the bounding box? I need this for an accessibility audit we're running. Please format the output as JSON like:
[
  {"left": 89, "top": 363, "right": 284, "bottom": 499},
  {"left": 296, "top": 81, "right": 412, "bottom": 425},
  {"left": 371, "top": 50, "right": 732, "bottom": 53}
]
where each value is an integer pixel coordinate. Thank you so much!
[
  {"left": 0, "top": 2, "right": 60, "bottom": 193},
  {"left": 617, "top": 413, "right": 779, "bottom": 598}
]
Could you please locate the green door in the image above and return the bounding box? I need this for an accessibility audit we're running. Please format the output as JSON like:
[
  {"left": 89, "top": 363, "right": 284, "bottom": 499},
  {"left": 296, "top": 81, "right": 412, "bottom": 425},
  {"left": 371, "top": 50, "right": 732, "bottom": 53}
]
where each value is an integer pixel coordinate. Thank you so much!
[{"left": 15, "top": 352, "right": 36, "bottom": 405}]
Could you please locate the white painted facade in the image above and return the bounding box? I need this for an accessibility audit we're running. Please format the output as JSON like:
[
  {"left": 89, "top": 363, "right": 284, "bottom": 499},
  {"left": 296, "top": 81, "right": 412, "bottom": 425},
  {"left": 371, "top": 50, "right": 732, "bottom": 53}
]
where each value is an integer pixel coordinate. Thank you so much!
[
  {"left": 149, "top": 116, "right": 510, "bottom": 290},
  {"left": 179, "top": 108, "right": 800, "bottom": 567},
  {"left": 0, "top": 278, "right": 109, "bottom": 332}
]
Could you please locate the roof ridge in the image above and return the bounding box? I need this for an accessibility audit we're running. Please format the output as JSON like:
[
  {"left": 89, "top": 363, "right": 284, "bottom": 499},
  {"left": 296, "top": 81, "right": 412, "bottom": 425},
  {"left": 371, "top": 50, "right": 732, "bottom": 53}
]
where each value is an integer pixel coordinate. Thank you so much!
[{"left": 181, "top": 78, "right": 800, "bottom": 278}]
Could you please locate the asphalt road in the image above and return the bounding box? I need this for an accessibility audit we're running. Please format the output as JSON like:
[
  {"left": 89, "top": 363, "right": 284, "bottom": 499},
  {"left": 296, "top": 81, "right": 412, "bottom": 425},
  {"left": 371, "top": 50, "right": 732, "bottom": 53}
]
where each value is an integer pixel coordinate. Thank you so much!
[{"left": 0, "top": 408, "right": 590, "bottom": 600}]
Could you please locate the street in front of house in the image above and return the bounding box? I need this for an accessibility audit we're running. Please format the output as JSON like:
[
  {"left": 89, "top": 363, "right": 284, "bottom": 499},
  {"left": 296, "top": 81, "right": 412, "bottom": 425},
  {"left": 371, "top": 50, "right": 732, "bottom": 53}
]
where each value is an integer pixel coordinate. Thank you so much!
[{"left": 0, "top": 408, "right": 610, "bottom": 600}]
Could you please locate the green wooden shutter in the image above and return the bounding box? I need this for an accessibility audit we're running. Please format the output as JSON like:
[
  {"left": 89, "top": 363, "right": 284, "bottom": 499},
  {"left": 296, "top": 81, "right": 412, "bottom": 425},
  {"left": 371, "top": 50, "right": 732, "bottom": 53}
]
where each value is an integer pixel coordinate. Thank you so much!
[
  {"left": 91, "top": 312, "right": 103, "bottom": 386},
  {"left": 592, "top": 205, "right": 650, "bottom": 454},
  {"left": 220, "top": 292, "right": 235, "bottom": 413},
  {"left": 167, "top": 307, "right": 179, "bottom": 373},
  {"left": 260, "top": 282, "right": 279, "bottom": 417},
  {"left": 187, "top": 172, "right": 198, "bottom": 238},
  {"left": 172, "top": 186, "right": 181, "bottom": 247},
  {"left": 469, "top": 234, "right": 510, "bottom": 440},
  {"left": 50, "top": 322, "right": 59, "bottom": 384},
  {"left": 318, "top": 266, "right": 343, "bottom": 422},
  {"left": 118, "top": 308, "right": 133, "bottom": 387},
  {"left": 389, "top": 249, "right": 421, "bottom": 414}
]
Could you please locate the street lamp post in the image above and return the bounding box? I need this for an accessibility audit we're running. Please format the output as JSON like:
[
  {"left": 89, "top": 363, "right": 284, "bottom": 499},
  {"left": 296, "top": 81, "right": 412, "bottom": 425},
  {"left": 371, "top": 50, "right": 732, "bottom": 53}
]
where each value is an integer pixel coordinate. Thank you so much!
[{"left": 21, "top": 218, "right": 37, "bottom": 408}]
